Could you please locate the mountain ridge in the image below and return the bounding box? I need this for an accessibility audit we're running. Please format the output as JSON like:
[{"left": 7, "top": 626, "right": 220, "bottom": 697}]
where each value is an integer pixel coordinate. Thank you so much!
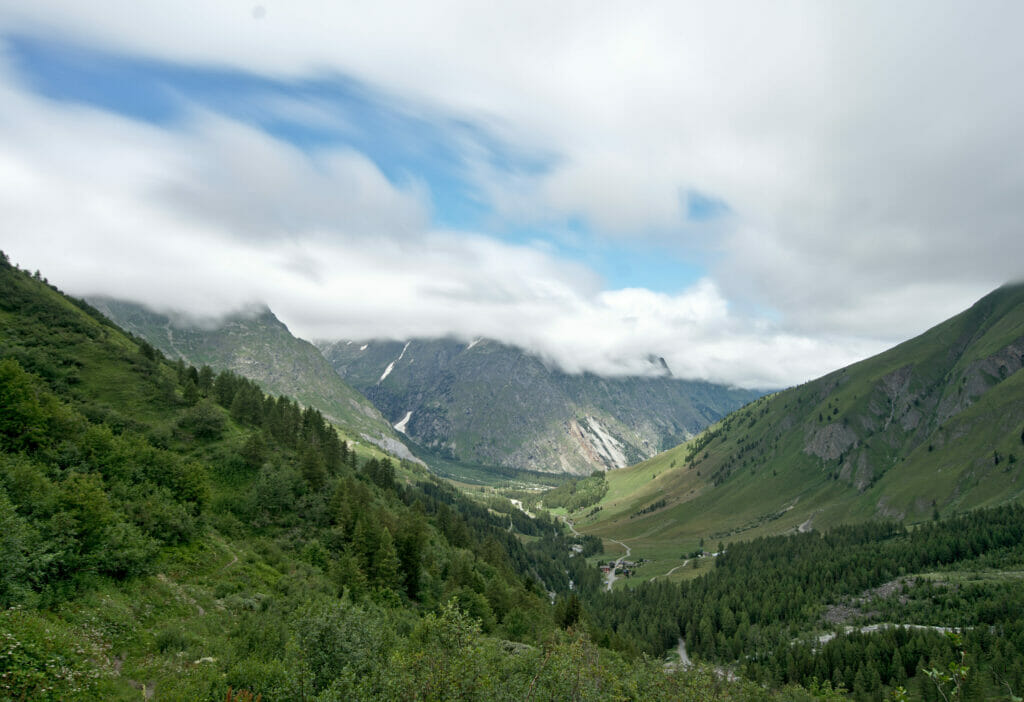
[
  {"left": 88, "top": 298, "right": 420, "bottom": 464},
  {"left": 320, "top": 336, "right": 764, "bottom": 475}
]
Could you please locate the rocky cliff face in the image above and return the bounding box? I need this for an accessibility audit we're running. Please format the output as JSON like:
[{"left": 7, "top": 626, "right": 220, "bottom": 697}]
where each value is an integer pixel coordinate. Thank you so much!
[{"left": 320, "top": 337, "right": 763, "bottom": 475}]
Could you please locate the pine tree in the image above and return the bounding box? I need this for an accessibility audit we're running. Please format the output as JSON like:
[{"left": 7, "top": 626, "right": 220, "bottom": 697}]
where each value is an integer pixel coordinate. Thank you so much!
[
  {"left": 197, "top": 365, "right": 214, "bottom": 394},
  {"left": 353, "top": 515, "right": 381, "bottom": 579},
  {"left": 374, "top": 527, "right": 402, "bottom": 592},
  {"left": 321, "top": 431, "right": 344, "bottom": 475},
  {"left": 832, "top": 665, "right": 844, "bottom": 690},
  {"left": 182, "top": 378, "right": 200, "bottom": 406},
  {"left": 329, "top": 548, "right": 367, "bottom": 600},
  {"left": 395, "top": 511, "right": 427, "bottom": 599},
  {"left": 230, "top": 384, "right": 263, "bottom": 425},
  {"left": 300, "top": 446, "right": 327, "bottom": 491},
  {"left": 556, "top": 593, "right": 582, "bottom": 629},
  {"left": 240, "top": 432, "right": 267, "bottom": 471},
  {"left": 891, "top": 647, "right": 906, "bottom": 685},
  {"left": 853, "top": 666, "right": 867, "bottom": 698},
  {"left": 213, "top": 370, "right": 238, "bottom": 407},
  {"left": 867, "top": 662, "right": 882, "bottom": 698}
]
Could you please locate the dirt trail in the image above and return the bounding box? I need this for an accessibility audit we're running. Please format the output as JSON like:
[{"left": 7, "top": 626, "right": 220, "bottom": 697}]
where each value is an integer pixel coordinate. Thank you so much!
[
  {"left": 669, "top": 637, "right": 738, "bottom": 680},
  {"left": 798, "top": 510, "right": 819, "bottom": 533},
  {"left": 560, "top": 518, "right": 633, "bottom": 591},
  {"left": 605, "top": 539, "right": 631, "bottom": 591},
  {"left": 562, "top": 517, "right": 581, "bottom": 537},
  {"left": 510, "top": 499, "right": 534, "bottom": 518},
  {"left": 560, "top": 517, "right": 732, "bottom": 676},
  {"left": 650, "top": 561, "right": 688, "bottom": 582},
  {"left": 664, "top": 637, "right": 692, "bottom": 671}
]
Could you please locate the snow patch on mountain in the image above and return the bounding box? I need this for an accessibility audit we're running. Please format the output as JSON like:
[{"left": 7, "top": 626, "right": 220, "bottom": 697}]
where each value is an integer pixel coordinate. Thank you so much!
[
  {"left": 379, "top": 341, "right": 410, "bottom": 383},
  {"left": 394, "top": 410, "right": 413, "bottom": 434}
]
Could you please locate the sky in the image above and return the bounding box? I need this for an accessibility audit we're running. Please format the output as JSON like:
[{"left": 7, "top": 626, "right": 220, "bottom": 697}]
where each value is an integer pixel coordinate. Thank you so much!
[{"left": 1, "top": 2, "right": 1022, "bottom": 389}]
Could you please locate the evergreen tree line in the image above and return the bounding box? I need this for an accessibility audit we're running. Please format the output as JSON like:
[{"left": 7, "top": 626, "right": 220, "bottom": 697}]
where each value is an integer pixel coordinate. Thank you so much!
[
  {"left": 0, "top": 253, "right": 574, "bottom": 622},
  {"left": 579, "top": 506, "right": 1024, "bottom": 699}
]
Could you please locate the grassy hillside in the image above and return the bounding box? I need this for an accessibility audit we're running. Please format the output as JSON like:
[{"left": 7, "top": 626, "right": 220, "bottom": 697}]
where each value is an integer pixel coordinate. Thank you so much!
[
  {"left": 575, "top": 284, "right": 1024, "bottom": 575},
  {"left": 89, "top": 298, "right": 418, "bottom": 463}
]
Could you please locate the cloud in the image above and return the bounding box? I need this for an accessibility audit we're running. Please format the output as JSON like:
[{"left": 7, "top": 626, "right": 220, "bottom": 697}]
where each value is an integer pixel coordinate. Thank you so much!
[
  {"left": 2, "top": 3, "right": 1023, "bottom": 388},
  {"left": 0, "top": 58, "right": 883, "bottom": 389},
  {"left": 160, "top": 112, "right": 430, "bottom": 241}
]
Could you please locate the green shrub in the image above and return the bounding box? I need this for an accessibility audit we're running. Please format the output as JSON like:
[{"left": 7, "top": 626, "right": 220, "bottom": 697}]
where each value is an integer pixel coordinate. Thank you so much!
[
  {"left": 155, "top": 625, "right": 194, "bottom": 654},
  {"left": 178, "top": 400, "right": 227, "bottom": 440}
]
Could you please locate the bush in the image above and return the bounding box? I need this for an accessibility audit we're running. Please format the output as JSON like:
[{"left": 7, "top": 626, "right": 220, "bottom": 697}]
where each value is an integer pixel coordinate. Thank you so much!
[
  {"left": 0, "top": 487, "right": 36, "bottom": 606},
  {"left": 155, "top": 625, "right": 195, "bottom": 654},
  {"left": 178, "top": 400, "right": 227, "bottom": 440},
  {"left": 95, "top": 521, "right": 157, "bottom": 578}
]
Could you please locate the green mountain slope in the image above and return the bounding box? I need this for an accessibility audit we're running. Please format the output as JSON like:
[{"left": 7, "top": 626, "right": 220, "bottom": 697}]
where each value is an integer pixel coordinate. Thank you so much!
[
  {"left": 577, "top": 283, "right": 1024, "bottom": 562},
  {"left": 320, "top": 337, "right": 763, "bottom": 476},
  {"left": 0, "top": 253, "right": 820, "bottom": 702},
  {"left": 89, "top": 298, "right": 418, "bottom": 463}
]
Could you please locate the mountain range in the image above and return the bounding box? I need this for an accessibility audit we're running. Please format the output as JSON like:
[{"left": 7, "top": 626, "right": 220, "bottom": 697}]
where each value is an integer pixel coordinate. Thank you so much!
[
  {"left": 0, "top": 252, "right": 655, "bottom": 699},
  {"left": 320, "top": 338, "right": 763, "bottom": 475},
  {"left": 92, "top": 298, "right": 763, "bottom": 478},
  {"left": 89, "top": 283, "right": 1024, "bottom": 529}
]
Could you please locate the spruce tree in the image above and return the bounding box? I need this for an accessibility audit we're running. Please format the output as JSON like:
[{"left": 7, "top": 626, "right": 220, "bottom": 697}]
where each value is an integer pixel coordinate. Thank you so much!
[
  {"left": 301, "top": 446, "right": 327, "bottom": 491},
  {"left": 374, "top": 527, "right": 403, "bottom": 592}
]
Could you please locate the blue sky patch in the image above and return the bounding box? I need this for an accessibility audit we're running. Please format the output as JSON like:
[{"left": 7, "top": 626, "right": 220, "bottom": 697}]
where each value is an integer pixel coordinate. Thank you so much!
[
  {"left": 686, "top": 189, "right": 730, "bottom": 221},
  {"left": 5, "top": 33, "right": 707, "bottom": 294}
]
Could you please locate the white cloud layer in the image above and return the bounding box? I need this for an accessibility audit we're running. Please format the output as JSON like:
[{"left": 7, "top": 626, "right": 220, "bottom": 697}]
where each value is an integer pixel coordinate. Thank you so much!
[{"left": 2, "top": 2, "right": 1023, "bottom": 388}]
